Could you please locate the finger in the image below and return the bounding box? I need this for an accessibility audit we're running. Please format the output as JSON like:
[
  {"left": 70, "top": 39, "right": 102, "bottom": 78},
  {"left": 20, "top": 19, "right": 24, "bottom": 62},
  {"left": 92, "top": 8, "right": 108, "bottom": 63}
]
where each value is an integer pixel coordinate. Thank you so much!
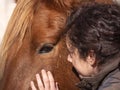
[
  {"left": 30, "top": 81, "right": 37, "bottom": 90},
  {"left": 47, "top": 71, "right": 55, "bottom": 90},
  {"left": 36, "top": 73, "right": 44, "bottom": 90},
  {"left": 41, "top": 69, "right": 50, "bottom": 90},
  {"left": 56, "top": 82, "right": 59, "bottom": 90}
]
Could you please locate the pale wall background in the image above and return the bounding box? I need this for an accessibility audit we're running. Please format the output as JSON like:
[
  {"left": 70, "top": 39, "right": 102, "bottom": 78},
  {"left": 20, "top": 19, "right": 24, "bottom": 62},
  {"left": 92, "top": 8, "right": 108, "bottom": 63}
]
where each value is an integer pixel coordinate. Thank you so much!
[{"left": 0, "top": 0, "right": 16, "bottom": 43}]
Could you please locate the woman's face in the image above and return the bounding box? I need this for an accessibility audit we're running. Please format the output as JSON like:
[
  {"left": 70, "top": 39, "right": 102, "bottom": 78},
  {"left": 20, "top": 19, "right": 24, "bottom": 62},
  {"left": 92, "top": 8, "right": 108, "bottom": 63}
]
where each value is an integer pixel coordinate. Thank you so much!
[{"left": 66, "top": 40, "right": 97, "bottom": 77}]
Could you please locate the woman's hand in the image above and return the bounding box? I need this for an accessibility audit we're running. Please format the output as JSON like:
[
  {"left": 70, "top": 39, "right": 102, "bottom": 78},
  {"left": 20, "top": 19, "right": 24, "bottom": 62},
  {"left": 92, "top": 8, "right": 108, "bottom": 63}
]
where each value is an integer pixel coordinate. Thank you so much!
[{"left": 30, "top": 69, "right": 59, "bottom": 90}]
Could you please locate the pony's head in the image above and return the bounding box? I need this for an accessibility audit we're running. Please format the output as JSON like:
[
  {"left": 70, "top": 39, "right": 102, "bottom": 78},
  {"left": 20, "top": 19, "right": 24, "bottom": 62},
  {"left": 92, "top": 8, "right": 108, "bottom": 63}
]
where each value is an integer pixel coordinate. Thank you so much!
[{"left": 0, "top": 0, "right": 113, "bottom": 90}]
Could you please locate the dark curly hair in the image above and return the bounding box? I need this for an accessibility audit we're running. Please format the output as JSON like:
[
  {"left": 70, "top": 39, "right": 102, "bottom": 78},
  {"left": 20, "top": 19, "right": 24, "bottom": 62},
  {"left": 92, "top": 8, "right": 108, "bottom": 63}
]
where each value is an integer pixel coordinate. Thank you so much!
[{"left": 66, "top": 3, "right": 120, "bottom": 66}]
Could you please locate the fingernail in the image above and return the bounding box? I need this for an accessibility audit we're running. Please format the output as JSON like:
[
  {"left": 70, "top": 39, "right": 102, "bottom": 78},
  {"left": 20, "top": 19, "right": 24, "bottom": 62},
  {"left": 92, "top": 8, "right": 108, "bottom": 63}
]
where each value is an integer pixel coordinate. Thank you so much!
[
  {"left": 56, "top": 82, "right": 59, "bottom": 86},
  {"left": 30, "top": 81, "right": 34, "bottom": 84},
  {"left": 36, "top": 73, "right": 39, "bottom": 77},
  {"left": 47, "top": 71, "right": 51, "bottom": 74},
  {"left": 41, "top": 69, "right": 45, "bottom": 73}
]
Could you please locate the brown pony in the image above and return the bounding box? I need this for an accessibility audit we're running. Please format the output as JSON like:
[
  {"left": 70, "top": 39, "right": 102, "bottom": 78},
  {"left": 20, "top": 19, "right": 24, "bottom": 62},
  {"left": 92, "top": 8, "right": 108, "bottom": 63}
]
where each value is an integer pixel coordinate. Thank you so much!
[{"left": 0, "top": 0, "right": 113, "bottom": 90}]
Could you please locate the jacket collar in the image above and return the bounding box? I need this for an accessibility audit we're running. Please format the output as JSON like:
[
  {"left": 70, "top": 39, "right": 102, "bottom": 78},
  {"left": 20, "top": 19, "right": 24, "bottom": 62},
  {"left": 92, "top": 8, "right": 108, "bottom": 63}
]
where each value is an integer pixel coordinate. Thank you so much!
[{"left": 76, "top": 53, "right": 120, "bottom": 90}]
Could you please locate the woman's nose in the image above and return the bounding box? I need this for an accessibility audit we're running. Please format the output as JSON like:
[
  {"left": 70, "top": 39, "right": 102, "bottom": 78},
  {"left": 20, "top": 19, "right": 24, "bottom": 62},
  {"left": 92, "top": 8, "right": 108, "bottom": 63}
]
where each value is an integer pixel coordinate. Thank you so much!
[{"left": 67, "top": 54, "right": 72, "bottom": 63}]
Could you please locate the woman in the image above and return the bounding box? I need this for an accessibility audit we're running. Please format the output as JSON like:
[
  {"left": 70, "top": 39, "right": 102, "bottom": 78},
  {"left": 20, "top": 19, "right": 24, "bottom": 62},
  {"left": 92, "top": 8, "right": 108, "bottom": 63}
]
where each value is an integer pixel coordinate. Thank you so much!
[{"left": 30, "top": 3, "right": 120, "bottom": 90}]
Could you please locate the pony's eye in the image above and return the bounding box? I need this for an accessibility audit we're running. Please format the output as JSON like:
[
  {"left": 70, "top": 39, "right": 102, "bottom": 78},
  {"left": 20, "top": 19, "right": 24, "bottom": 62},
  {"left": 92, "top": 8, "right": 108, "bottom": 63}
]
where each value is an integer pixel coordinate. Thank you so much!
[{"left": 38, "top": 44, "right": 54, "bottom": 54}]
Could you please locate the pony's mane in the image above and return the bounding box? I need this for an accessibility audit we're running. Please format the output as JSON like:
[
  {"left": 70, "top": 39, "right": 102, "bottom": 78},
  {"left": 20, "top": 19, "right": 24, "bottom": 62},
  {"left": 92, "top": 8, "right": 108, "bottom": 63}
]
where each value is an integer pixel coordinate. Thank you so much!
[
  {"left": 0, "top": 0, "right": 36, "bottom": 79},
  {"left": 43, "top": 0, "right": 94, "bottom": 12}
]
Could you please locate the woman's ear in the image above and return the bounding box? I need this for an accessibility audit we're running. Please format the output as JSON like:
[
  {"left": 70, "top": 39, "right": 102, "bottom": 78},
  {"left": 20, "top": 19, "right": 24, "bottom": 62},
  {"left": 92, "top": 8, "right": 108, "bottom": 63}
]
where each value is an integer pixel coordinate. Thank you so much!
[{"left": 87, "top": 50, "right": 96, "bottom": 67}]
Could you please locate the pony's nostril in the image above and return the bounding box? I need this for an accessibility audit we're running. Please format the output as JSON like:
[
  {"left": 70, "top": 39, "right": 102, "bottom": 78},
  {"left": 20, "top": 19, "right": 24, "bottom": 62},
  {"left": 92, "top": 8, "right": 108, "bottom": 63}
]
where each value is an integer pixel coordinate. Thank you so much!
[{"left": 38, "top": 44, "right": 54, "bottom": 54}]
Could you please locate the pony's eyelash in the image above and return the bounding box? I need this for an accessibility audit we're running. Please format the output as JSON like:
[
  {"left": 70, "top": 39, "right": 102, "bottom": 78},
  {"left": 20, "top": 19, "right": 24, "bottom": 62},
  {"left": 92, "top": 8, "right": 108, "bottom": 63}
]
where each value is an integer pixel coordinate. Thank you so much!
[{"left": 37, "top": 44, "right": 54, "bottom": 54}]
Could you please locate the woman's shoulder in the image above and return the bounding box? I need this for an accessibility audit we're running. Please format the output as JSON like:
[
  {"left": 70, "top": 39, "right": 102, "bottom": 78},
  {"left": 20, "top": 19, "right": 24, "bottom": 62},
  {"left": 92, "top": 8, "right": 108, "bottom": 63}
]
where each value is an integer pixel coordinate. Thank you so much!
[{"left": 98, "top": 68, "right": 120, "bottom": 90}]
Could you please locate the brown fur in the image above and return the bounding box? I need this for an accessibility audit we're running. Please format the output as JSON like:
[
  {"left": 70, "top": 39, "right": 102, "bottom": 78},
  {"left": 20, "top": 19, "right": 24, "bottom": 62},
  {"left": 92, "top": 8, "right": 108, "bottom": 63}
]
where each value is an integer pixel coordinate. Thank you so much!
[{"left": 0, "top": 0, "right": 113, "bottom": 90}]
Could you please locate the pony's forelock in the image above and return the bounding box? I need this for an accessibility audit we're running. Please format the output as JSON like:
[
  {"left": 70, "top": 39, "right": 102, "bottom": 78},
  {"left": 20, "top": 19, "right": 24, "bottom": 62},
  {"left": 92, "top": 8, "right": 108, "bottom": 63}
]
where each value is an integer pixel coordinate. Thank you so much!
[{"left": 0, "top": 0, "right": 36, "bottom": 80}]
